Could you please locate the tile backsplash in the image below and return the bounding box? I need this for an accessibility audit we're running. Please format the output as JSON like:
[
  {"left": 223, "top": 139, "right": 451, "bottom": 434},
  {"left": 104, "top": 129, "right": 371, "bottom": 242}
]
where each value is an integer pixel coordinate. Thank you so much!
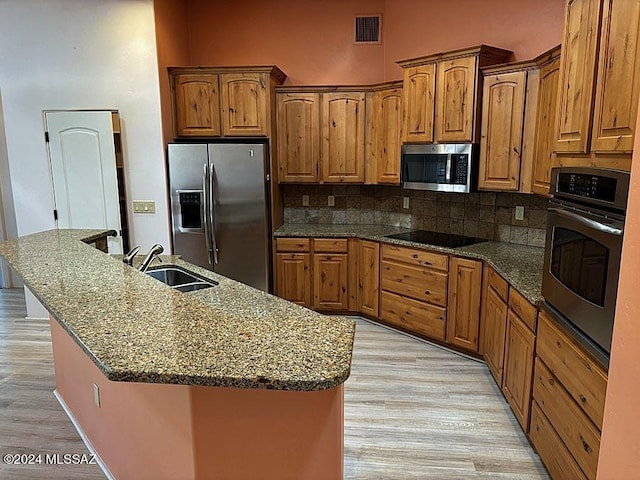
[{"left": 282, "top": 185, "right": 548, "bottom": 247}]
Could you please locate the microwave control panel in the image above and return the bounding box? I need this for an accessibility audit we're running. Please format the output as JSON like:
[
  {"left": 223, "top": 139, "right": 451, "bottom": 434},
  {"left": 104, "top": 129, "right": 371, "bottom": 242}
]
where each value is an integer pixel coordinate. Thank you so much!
[{"left": 452, "top": 154, "right": 468, "bottom": 184}]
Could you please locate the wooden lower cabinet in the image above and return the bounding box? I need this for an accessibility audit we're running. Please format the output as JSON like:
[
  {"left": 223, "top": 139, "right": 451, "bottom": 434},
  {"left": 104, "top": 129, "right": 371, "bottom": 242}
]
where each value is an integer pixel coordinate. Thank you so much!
[
  {"left": 533, "top": 359, "right": 600, "bottom": 479},
  {"left": 532, "top": 310, "right": 608, "bottom": 480},
  {"left": 481, "top": 283, "right": 509, "bottom": 385},
  {"left": 447, "top": 257, "right": 482, "bottom": 352},
  {"left": 275, "top": 253, "right": 311, "bottom": 306},
  {"left": 502, "top": 309, "right": 536, "bottom": 431},
  {"left": 357, "top": 240, "right": 380, "bottom": 317},
  {"left": 530, "top": 401, "right": 587, "bottom": 480},
  {"left": 313, "top": 253, "right": 348, "bottom": 310},
  {"left": 379, "top": 291, "right": 446, "bottom": 341}
]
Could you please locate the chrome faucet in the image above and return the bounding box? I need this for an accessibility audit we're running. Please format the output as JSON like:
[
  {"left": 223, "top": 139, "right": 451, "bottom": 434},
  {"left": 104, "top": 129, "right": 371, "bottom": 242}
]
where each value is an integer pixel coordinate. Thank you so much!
[
  {"left": 122, "top": 246, "right": 141, "bottom": 266},
  {"left": 138, "top": 244, "right": 164, "bottom": 272}
]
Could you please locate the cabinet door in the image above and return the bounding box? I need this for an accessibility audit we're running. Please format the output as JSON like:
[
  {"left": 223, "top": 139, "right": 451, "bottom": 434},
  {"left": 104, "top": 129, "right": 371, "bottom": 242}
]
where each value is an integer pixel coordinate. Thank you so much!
[
  {"left": 447, "top": 257, "right": 483, "bottom": 352},
  {"left": 531, "top": 58, "right": 561, "bottom": 196},
  {"left": 435, "top": 56, "right": 477, "bottom": 142},
  {"left": 373, "top": 88, "right": 403, "bottom": 184},
  {"left": 402, "top": 64, "right": 435, "bottom": 143},
  {"left": 555, "top": 0, "right": 602, "bottom": 153},
  {"left": 321, "top": 93, "right": 366, "bottom": 183},
  {"left": 502, "top": 310, "right": 536, "bottom": 432},
  {"left": 313, "top": 254, "right": 349, "bottom": 310},
  {"left": 277, "top": 93, "right": 320, "bottom": 182},
  {"left": 481, "top": 287, "right": 509, "bottom": 386},
  {"left": 174, "top": 74, "right": 221, "bottom": 137},
  {"left": 591, "top": 0, "right": 640, "bottom": 154},
  {"left": 220, "top": 72, "right": 268, "bottom": 136},
  {"left": 478, "top": 71, "right": 527, "bottom": 191},
  {"left": 275, "top": 253, "right": 311, "bottom": 306},
  {"left": 358, "top": 240, "right": 380, "bottom": 317}
]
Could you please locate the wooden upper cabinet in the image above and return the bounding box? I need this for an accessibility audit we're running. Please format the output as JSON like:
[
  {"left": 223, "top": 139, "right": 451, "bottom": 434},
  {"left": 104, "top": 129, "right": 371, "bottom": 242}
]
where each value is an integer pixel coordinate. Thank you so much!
[
  {"left": 591, "top": 0, "right": 640, "bottom": 153},
  {"left": 447, "top": 257, "right": 483, "bottom": 352},
  {"left": 435, "top": 56, "right": 478, "bottom": 143},
  {"left": 478, "top": 71, "right": 527, "bottom": 191},
  {"left": 555, "top": 0, "right": 602, "bottom": 153},
  {"left": 173, "top": 74, "right": 221, "bottom": 137},
  {"left": 402, "top": 64, "right": 436, "bottom": 143},
  {"left": 531, "top": 56, "right": 561, "bottom": 196},
  {"left": 220, "top": 72, "right": 269, "bottom": 136},
  {"left": 276, "top": 93, "right": 320, "bottom": 182},
  {"left": 372, "top": 88, "right": 403, "bottom": 184},
  {"left": 321, "top": 92, "right": 366, "bottom": 183}
]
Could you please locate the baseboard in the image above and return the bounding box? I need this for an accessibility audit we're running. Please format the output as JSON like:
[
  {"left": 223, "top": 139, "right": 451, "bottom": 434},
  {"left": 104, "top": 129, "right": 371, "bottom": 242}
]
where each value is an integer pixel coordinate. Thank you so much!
[
  {"left": 53, "top": 389, "right": 115, "bottom": 480},
  {"left": 25, "top": 316, "right": 49, "bottom": 321}
]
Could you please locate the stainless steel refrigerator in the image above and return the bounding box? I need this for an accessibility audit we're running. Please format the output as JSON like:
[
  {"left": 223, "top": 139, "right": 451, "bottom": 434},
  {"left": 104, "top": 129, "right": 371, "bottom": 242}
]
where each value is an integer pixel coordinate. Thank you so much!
[{"left": 167, "top": 142, "right": 271, "bottom": 292}]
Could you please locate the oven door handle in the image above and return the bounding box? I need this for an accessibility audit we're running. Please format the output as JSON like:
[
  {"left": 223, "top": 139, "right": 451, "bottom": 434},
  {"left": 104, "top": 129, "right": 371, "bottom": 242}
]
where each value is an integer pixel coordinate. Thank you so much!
[{"left": 548, "top": 207, "right": 624, "bottom": 236}]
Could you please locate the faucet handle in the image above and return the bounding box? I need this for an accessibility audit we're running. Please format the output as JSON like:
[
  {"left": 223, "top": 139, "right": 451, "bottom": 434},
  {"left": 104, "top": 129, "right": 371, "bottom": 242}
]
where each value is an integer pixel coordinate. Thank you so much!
[{"left": 123, "top": 246, "right": 141, "bottom": 266}]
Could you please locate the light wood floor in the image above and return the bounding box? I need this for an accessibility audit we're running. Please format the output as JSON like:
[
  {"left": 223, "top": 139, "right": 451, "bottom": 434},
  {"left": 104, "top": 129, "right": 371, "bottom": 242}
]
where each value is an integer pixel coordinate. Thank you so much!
[{"left": 0, "top": 289, "right": 548, "bottom": 479}]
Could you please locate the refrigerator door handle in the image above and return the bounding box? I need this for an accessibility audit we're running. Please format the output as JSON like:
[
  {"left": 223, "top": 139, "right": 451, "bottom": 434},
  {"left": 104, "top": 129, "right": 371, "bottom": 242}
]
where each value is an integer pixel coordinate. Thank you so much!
[
  {"left": 202, "top": 164, "right": 213, "bottom": 265},
  {"left": 209, "top": 162, "right": 219, "bottom": 265}
]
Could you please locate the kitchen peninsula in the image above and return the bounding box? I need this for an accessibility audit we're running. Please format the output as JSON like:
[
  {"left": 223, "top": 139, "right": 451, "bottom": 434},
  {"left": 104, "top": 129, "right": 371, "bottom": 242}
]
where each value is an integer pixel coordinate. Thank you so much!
[{"left": 0, "top": 229, "right": 354, "bottom": 480}]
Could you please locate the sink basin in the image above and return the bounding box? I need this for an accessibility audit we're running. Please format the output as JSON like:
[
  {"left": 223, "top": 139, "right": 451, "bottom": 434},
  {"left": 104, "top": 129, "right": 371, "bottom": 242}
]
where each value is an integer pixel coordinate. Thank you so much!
[{"left": 145, "top": 265, "right": 218, "bottom": 292}]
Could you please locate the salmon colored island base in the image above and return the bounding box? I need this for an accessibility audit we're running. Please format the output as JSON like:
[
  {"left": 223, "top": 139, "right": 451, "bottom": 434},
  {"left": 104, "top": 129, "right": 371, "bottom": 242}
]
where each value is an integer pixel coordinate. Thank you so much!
[{"left": 49, "top": 318, "right": 344, "bottom": 480}]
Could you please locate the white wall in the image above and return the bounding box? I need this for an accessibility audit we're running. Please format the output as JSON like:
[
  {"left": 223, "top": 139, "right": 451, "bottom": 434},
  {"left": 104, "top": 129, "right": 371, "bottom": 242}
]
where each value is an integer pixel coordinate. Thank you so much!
[{"left": 0, "top": 0, "right": 171, "bottom": 316}]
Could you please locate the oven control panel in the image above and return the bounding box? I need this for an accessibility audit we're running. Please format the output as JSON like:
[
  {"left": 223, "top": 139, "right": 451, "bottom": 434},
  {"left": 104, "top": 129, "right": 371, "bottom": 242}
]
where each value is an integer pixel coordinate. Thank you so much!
[{"left": 557, "top": 172, "right": 616, "bottom": 202}]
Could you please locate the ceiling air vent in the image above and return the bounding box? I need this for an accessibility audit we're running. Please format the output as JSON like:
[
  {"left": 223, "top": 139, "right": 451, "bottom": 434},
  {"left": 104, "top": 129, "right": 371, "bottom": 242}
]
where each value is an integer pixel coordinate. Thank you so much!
[{"left": 354, "top": 15, "right": 381, "bottom": 44}]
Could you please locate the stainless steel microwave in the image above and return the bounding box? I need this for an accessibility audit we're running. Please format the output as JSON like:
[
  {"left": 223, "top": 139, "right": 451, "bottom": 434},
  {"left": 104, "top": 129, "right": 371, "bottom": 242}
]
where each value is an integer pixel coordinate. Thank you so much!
[{"left": 401, "top": 143, "right": 478, "bottom": 193}]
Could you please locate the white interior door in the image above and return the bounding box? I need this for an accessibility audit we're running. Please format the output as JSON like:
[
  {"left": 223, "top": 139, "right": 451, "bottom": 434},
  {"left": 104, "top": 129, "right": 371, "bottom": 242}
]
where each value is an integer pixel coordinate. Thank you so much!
[{"left": 45, "top": 111, "right": 122, "bottom": 253}]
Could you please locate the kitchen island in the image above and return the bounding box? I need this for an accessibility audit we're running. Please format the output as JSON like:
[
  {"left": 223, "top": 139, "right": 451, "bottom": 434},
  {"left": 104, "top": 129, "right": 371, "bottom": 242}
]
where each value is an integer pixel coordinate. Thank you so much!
[{"left": 0, "top": 229, "right": 355, "bottom": 480}]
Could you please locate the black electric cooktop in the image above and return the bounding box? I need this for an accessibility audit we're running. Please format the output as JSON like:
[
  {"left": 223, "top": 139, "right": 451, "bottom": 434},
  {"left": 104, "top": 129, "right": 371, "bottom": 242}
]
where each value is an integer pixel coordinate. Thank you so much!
[{"left": 384, "top": 230, "right": 487, "bottom": 248}]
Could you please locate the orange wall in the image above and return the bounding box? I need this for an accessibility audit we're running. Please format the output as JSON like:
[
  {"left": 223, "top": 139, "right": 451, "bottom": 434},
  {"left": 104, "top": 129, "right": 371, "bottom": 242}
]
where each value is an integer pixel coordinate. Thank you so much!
[
  {"left": 383, "top": 0, "right": 565, "bottom": 80},
  {"left": 596, "top": 98, "right": 640, "bottom": 479},
  {"left": 187, "top": 0, "right": 386, "bottom": 85},
  {"left": 184, "top": 0, "right": 564, "bottom": 84},
  {"left": 154, "top": 0, "right": 191, "bottom": 145}
]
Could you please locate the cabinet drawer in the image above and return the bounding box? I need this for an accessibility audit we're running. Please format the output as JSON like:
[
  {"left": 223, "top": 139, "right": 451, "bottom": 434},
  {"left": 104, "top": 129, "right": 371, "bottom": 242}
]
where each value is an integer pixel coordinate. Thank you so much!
[
  {"left": 381, "top": 260, "right": 448, "bottom": 307},
  {"left": 537, "top": 311, "right": 607, "bottom": 430},
  {"left": 530, "top": 401, "right": 588, "bottom": 480},
  {"left": 313, "top": 238, "right": 348, "bottom": 253},
  {"left": 533, "top": 358, "right": 600, "bottom": 480},
  {"left": 508, "top": 288, "right": 537, "bottom": 331},
  {"left": 276, "top": 237, "right": 310, "bottom": 252},
  {"left": 488, "top": 267, "right": 509, "bottom": 302},
  {"left": 381, "top": 244, "right": 449, "bottom": 272},
  {"left": 380, "top": 291, "right": 446, "bottom": 341}
]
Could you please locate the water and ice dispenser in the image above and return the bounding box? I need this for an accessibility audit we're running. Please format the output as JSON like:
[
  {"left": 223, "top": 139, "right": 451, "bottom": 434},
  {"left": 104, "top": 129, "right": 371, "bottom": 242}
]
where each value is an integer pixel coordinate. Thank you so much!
[{"left": 177, "top": 190, "right": 203, "bottom": 230}]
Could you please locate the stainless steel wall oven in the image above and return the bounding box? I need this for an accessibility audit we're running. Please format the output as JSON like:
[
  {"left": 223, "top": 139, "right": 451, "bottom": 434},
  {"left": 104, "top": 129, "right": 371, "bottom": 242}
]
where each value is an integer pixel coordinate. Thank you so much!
[{"left": 542, "top": 167, "right": 630, "bottom": 366}]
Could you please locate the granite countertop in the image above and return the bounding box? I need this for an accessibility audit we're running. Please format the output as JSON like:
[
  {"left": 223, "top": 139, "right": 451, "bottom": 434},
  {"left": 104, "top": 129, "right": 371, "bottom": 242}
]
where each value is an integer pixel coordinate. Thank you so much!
[
  {"left": 0, "top": 229, "right": 355, "bottom": 391},
  {"left": 275, "top": 224, "right": 544, "bottom": 304}
]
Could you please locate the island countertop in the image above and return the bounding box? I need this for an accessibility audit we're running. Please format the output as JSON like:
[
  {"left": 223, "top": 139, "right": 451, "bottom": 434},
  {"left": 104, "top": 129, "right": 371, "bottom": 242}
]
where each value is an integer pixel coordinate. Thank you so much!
[{"left": 0, "top": 229, "right": 355, "bottom": 391}]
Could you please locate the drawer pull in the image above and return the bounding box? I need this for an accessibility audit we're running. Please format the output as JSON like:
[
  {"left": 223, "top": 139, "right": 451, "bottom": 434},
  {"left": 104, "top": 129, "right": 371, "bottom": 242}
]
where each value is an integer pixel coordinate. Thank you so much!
[
  {"left": 580, "top": 394, "right": 587, "bottom": 403},
  {"left": 581, "top": 437, "right": 592, "bottom": 454}
]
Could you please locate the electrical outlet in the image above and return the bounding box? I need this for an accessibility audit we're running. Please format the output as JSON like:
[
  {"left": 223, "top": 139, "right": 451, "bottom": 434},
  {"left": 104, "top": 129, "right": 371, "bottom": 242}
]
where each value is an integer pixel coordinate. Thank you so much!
[
  {"left": 132, "top": 200, "right": 156, "bottom": 214},
  {"left": 328, "top": 195, "right": 335, "bottom": 207},
  {"left": 514, "top": 205, "right": 525, "bottom": 221},
  {"left": 93, "top": 383, "right": 101, "bottom": 408},
  {"left": 403, "top": 196, "right": 410, "bottom": 209},
  {"left": 302, "top": 195, "right": 310, "bottom": 207}
]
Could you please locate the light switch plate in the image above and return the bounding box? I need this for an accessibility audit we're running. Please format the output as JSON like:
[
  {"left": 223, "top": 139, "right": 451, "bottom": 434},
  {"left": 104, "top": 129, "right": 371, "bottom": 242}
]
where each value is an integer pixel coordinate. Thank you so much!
[
  {"left": 403, "top": 196, "right": 410, "bottom": 209},
  {"left": 328, "top": 195, "right": 335, "bottom": 207},
  {"left": 514, "top": 205, "right": 525, "bottom": 221},
  {"left": 302, "top": 195, "right": 310, "bottom": 207},
  {"left": 133, "top": 200, "right": 156, "bottom": 214}
]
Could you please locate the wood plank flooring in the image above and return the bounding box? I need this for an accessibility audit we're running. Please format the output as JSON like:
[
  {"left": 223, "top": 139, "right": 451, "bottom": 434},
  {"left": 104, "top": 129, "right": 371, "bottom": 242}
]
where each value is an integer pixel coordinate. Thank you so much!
[
  {"left": 0, "top": 289, "right": 547, "bottom": 479},
  {"left": 345, "top": 318, "right": 548, "bottom": 479},
  {"left": 0, "top": 289, "right": 104, "bottom": 479}
]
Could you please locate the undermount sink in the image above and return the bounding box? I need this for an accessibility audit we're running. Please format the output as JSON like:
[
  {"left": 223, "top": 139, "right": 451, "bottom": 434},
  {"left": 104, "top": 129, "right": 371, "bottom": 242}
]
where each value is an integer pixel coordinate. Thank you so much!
[{"left": 145, "top": 265, "right": 218, "bottom": 292}]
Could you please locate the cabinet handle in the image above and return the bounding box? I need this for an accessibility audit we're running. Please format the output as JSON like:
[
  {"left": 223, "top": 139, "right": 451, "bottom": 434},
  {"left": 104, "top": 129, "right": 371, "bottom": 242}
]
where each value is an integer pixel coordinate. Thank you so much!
[
  {"left": 580, "top": 394, "right": 587, "bottom": 403},
  {"left": 332, "top": 121, "right": 337, "bottom": 127}
]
